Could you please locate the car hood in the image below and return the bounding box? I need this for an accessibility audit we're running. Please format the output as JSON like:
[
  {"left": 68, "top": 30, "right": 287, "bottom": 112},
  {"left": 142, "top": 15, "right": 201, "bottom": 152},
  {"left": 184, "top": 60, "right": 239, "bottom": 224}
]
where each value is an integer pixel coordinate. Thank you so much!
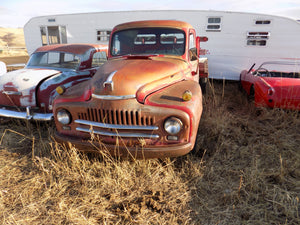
[
  {"left": 91, "top": 57, "right": 189, "bottom": 99},
  {"left": 0, "top": 68, "right": 61, "bottom": 107}
]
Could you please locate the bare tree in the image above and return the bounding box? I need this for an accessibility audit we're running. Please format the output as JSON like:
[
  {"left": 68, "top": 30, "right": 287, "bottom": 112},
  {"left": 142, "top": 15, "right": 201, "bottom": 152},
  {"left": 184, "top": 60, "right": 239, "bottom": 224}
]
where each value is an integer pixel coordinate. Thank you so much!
[{"left": 0, "top": 33, "right": 15, "bottom": 47}]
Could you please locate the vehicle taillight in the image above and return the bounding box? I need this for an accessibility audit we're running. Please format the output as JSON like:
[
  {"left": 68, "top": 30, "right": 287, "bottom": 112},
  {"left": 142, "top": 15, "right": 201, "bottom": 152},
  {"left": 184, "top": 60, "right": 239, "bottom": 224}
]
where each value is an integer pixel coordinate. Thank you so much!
[{"left": 267, "top": 88, "right": 274, "bottom": 96}]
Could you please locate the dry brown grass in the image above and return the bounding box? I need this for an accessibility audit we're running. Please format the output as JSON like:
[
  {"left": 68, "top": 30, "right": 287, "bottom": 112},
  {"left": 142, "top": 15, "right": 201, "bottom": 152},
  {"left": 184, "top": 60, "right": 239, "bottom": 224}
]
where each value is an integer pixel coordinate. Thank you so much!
[{"left": 0, "top": 81, "right": 299, "bottom": 224}]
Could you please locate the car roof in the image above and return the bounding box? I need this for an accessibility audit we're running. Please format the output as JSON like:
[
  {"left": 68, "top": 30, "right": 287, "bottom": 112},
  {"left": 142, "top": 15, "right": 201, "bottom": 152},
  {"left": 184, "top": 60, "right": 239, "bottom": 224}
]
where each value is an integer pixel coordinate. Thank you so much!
[
  {"left": 34, "top": 44, "right": 108, "bottom": 55},
  {"left": 112, "top": 20, "right": 193, "bottom": 32}
]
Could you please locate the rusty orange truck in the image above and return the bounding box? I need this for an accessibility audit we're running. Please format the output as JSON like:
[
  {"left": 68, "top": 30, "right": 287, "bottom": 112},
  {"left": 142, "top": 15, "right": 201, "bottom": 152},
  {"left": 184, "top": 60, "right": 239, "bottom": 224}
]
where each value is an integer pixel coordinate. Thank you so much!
[{"left": 53, "top": 20, "right": 208, "bottom": 158}]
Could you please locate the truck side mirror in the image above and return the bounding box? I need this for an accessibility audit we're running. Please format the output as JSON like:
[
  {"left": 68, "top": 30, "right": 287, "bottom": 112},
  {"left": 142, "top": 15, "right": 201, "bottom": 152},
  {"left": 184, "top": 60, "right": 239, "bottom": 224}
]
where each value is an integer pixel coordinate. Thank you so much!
[{"left": 196, "top": 36, "right": 208, "bottom": 56}]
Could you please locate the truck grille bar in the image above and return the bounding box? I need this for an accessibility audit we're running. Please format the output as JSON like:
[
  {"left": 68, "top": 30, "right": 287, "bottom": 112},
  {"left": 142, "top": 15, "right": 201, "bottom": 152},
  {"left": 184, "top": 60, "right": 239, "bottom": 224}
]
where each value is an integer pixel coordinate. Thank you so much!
[
  {"left": 76, "top": 127, "right": 159, "bottom": 139},
  {"left": 77, "top": 108, "right": 155, "bottom": 126},
  {"left": 75, "top": 119, "right": 159, "bottom": 139},
  {"left": 75, "top": 119, "right": 158, "bottom": 130}
]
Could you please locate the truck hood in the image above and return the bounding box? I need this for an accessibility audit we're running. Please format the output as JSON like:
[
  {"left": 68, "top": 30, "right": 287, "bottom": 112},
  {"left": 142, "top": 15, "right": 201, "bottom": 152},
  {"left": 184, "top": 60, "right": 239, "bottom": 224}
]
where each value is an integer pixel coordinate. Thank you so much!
[
  {"left": 91, "top": 57, "right": 189, "bottom": 99},
  {"left": 0, "top": 68, "right": 61, "bottom": 107}
]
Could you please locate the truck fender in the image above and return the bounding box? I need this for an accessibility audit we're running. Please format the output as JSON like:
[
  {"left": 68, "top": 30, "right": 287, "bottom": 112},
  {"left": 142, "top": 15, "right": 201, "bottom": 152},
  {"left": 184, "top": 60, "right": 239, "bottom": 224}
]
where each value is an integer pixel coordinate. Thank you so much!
[{"left": 144, "top": 80, "right": 202, "bottom": 144}]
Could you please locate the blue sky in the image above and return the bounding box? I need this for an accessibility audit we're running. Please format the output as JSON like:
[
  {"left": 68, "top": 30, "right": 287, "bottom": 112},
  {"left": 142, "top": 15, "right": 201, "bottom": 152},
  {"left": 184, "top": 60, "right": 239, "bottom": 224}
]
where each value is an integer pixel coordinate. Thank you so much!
[{"left": 1, "top": 0, "right": 300, "bottom": 27}]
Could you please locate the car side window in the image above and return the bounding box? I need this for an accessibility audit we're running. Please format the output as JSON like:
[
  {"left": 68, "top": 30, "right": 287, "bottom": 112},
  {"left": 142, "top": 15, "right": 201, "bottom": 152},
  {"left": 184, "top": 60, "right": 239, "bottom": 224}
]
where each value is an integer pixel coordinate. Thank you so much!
[{"left": 92, "top": 51, "right": 107, "bottom": 67}]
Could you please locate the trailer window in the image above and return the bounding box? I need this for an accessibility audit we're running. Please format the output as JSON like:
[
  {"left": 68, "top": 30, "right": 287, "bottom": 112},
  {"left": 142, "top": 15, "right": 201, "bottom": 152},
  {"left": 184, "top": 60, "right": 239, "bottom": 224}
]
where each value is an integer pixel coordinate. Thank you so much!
[
  {"left": 135, "top": 34, "right": 156, "bottom": 44},
  {"left": 92, "top": 51, "right": 107, "bottom": 67},
  {"left": 97, "top": 30, "right": 111, "bottom": 42},
  {"left": 40, "top": 27, "right": 47, "bottom": 45},
  {"left": 40, "top": 26, "right": 67, "bottom": 46},
  {"left": 255, "top": 20, "right": 271, "bottom": 25},
  {"left": 206, "top": 17, "right": 221, "bottom": 31},
  {"left": 247, "top": 32, "right": 270, "bottom": 46}
]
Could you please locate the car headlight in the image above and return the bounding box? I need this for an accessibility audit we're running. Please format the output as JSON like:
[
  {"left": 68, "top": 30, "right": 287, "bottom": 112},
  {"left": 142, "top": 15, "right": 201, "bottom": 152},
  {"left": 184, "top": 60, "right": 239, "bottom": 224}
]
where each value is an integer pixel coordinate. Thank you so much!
[
  {"left": 164, "top": 117, "right": 182, "bottom": 135},
  {"left": 57, "top": 109, "right": 71, "bottom": 125}
]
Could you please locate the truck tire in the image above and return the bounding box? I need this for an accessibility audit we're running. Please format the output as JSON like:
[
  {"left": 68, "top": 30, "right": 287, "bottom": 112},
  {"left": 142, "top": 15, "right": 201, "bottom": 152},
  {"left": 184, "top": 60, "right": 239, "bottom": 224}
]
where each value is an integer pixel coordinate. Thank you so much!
[{"left": 190, "top": 125, "right": 204, "bottom": 156}]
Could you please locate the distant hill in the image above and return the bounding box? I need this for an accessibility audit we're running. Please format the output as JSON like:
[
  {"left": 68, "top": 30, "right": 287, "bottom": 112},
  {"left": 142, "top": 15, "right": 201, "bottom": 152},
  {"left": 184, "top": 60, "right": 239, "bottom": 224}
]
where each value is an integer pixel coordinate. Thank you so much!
[
  {"left": 0, "top": 27, "right": 26, "bottom": 47},
  {"left": 0, "top": 27, "right": 28, "bottom": 57}
]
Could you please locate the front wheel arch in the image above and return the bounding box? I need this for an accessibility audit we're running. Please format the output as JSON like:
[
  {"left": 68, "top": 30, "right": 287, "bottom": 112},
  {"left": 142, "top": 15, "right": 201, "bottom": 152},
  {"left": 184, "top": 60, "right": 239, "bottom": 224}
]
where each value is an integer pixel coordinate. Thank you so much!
[{"left": 248, "top": 85, "right": 255, "bottom": 101}]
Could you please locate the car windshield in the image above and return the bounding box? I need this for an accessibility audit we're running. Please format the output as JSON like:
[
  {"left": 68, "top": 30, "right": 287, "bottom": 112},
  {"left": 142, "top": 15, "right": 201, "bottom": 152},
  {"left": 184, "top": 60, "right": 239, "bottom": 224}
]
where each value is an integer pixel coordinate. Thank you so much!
[
  {"left": 256, "top": 61, "right": 300, "bottom": 78},
  {"left": 257, "top": 61, "right": 300, "bottom": 73},
  {"left": 26, "top": 51, "right": 81, "bottom": 70},
  {"left": 111, "top": 28, "right": 185, "bottom": 56}
]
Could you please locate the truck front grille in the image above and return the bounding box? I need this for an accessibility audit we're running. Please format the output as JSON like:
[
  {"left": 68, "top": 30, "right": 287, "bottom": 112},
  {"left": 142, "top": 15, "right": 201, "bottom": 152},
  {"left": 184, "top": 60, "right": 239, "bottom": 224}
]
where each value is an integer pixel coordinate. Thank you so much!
[
  {"left": 75, "top": 107, "right": 159, "bottom": 139},
  {"left": 77, "top": 108, "right": 155, "bottom": 126}
]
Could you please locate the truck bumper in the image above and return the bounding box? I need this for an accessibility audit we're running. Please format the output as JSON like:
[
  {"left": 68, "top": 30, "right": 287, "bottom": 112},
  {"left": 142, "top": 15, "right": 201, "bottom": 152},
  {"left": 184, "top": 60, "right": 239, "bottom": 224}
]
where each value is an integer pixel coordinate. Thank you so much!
[
  {"left": 55, "top": 131, "right": 193, "bottom": 159},
  {"left": 0, "top": 106, "right": 53, "bottom": 121}
]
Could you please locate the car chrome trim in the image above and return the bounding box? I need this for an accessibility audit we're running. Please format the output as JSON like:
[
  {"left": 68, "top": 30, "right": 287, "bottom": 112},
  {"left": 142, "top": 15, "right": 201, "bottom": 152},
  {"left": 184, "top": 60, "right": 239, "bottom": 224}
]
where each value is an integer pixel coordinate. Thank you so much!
[
  {"left": 76, "top": 127, "right": 159, "bottom": 139},
  {"left": 92, "top": 94, "right": 136, "bottom": 100},
  {"left": 2, "top": 91, "right": 22, "bottom": 95},
  {"left": 75, "top": 119, "right": 158, "bottom": 130},
  {"left": 0, "top": 107, "right": 53, "bottom": 121},
  {"left": 103, "top": 70, "right": 117, "bottom": 91}
]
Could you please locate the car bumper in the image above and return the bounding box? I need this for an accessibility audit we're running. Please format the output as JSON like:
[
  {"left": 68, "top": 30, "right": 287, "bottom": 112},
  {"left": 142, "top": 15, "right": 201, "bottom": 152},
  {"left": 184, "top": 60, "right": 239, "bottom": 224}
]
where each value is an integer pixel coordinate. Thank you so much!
[
  {"left": 54, "top": 131, "right": 193, "bottom": 159},
  {"left": 0, "top": 106, "right": 53, "bottom": 121}
]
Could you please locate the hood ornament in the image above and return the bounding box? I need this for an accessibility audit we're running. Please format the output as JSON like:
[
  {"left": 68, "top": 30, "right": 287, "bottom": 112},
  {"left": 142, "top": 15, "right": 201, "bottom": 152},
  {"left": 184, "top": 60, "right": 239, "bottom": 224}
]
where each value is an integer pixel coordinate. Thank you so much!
[{"left": 103, "top": 70, "right": 117, "bottom": 91}]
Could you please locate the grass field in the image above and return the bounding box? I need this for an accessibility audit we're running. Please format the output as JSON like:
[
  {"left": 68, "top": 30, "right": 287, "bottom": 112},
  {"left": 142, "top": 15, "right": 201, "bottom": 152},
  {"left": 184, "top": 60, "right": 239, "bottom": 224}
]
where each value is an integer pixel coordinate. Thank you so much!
[{"left": 0, "top": 80, "right": 299, "bottom": 224}]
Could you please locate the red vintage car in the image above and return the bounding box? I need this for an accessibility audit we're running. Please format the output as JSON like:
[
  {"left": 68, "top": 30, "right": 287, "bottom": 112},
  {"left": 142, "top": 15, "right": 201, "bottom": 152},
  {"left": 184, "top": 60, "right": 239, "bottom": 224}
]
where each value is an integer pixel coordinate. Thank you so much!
[
  {"left": 240, "top": 61, "right": 300, "bottom": 110},
  {"left": 0, "top": 44, "right": 108, "bottom": 120}
]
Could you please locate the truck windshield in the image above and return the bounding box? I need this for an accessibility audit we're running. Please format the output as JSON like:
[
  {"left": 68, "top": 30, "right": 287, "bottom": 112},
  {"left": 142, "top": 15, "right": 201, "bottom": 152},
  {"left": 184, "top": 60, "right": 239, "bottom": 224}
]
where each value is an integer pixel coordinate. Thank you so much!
[
  {"left": 111, "top": 28, "right": 185, "bottom": 56},
  {"left": 26, "top": 52, "right": 81, "bottom": 70}
]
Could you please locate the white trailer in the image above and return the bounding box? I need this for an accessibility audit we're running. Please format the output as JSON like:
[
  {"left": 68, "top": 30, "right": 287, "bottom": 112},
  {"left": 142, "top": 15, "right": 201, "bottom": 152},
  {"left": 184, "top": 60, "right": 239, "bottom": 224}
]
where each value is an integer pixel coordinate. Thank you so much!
[{"left": 24, "top": 10, "right": 300, "bottom": 80}]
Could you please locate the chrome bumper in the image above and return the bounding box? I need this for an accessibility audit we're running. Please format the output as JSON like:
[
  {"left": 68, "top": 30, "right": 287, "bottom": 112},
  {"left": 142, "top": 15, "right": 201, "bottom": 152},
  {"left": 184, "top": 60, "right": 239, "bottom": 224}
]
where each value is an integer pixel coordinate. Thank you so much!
[{"left": 0, "top": 106, "right": 53, "bottom": 121}]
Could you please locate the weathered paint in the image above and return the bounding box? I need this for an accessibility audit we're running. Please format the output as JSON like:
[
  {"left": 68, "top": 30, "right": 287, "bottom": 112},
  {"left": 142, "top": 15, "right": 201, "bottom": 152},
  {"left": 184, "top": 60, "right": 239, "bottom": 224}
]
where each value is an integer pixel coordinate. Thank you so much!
[
  {"left": 0, "top": 68, "right": 60, "bottom": 106},
  {"left": 92, "top": 58, "right": 188, "bottom": 98},
  {"left": 53, "top": 20, "right": 206, "bottom": 158},
  {"left": 0, "top": 44, "right": 108, "bottom": 120}
]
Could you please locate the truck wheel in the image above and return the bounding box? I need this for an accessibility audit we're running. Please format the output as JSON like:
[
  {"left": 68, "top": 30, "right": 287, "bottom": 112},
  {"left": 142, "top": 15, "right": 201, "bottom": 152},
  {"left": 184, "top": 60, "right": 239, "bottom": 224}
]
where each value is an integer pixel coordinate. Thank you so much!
[
  {"left": 199, "top": 77, "right": 207, "bottom": 94},
  {"left": 190, "top": 129, "right": 204, "bottom": 156}
]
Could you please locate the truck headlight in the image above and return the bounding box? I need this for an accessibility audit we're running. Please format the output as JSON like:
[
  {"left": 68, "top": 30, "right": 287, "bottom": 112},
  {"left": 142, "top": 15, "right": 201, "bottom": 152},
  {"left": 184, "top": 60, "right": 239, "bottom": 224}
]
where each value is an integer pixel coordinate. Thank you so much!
[
  {"left": 57, "top": 109, "right": 71, "bottom": 125},
  {"left": 164, "top": 117, "right": 182, "bottom": 135}
]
